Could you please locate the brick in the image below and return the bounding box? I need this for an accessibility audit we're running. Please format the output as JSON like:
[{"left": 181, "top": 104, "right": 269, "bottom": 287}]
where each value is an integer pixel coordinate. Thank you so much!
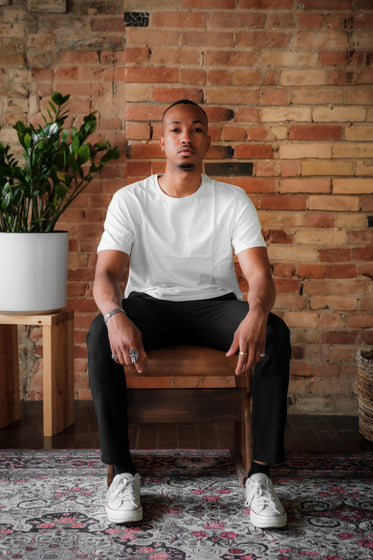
[
  {"left": 280, "top": 178, "right": 330, "bottom": 193},
  {"left": 209, "top": 12, "right": 265, "bottom": 28},
  {"left": 152, "top": 11, "right": 207, "bottom": 28},
  {"left": 280, "top": 160, "right": 301, "bottom": 177},
  {"left": 125, "top": 28, "right": 179, "bottom": 46},
  {"left": 151, "top": 47, "right": 200, "bottom": 66},
  {"left": 264, "top": 229, "right": 292, "bottom": 243},
  {"left": 333, "top": 178, "right": 372, "bottom": 194},
  {"left": 124, "top": 67, "right": 178, "bottom": 83},
  {"left": 313, "top": 106, "right": 366, "bottom": 122},
  {"left": 91, "top": 17, "right": 123, "bottom": 32},
  {"left": 152, "top": 87, "right": 204, "bottom": 103},
  {"left": 319, "top": 248, "right": 351, "bottom": 262},
  {"left": 322, "top": 331, "right": 359, "bottom": 345},
  {"left": 346, "top": 313, "right": 373, "bottom": 328},
  {"left": 320, "top": 51, "right": 364, "bottom": 66},
  {"left": 298, "top": 264, "right": 325, "bottom": 279},
  {"left": 318, "top": 313, "right": 346, "bottom": 328},
  {"left": 309, "top": 195, "right": 360, "bottom": 212},
  {"left": 325, "top": 264, "right": 357, "bottom": 279},
  {"left": 354, "top": 247, "right": 373, "bottom": 261},
  {"left": 256, "top": 161, "right": 280, "bottom": 176},
  {"left": 233, "top": 70, "right": 262, "bottom": 86},
  {"left": 127, "top": 143, "right": 163, "bottom": 159},
  {"left": 180, "top": 69, "right": 207, "bottom": 85},
  {"left": 266, "top": 13, "right": 294, "bottom": 28},
  {"left": 283, "top": 311, "right": 319, "bottom": 328},
  {"left": 289, "top": 125, "right": 342, "bottom": 141},
  {"left": 262, "top": 89, "right": 290, "bottom": 106},
  {"left": 299, "top": 0, "right": 352, "bottom": 8},
  {"left": 292, "top": 87, "right": 344, "bottom": 105},
  {"left": 345, "top": 126, "right": 373, "bottom": 141},
  {"left": 302, "top": 160, "right": 354, "bottom": 176},
  {"left": 302, "top": 278, "right": 367, "bottom": 296},
  {"left": 125, "top": 122, "right": 151, "bottom": 140},
  {"left": 236, "top": 31, "right": 291, "bottom": 48},
  {"left": 181, "top": 0, "right": 235, "bottom": 7},
  {"left": 305, "top": 213, "right": 335, "bottom": 229},
  {"left": 221, "top": 126, "right": 247, "bottom": 141},
  {"left": 125, "top": 104, "right": 164, "bottom": 121},
  {"left": 261, "top": 195, "right": 306, "bottom": 210},
  {"left": 295, "top": 230, "right": 346, "bottom": 246},
  {"left": 279, "top": 143, "right": 332, "bottom": 159},
  {"left": 204, "top": 50, "right": 257, "bottom": 67},
  {"left": 262, "top": 106, "right": 311, "bottom": 122},
  {"left": 274, "top": 278, "right": 299, "bottom": 293},
  {"left": 295, "top": 31, "right": 347, "bottom": 50},
  {"left": 346, "top": 87, "right": 373, "bottom": 105},
  {"left": 206, "top": 87, "right": 259, "bottom": 105},
  {"left": 268, "top": 245, "right": 318, "bottom": 263},
  {"left": 125, "top": 47, "right": 151, "bottom": 64},
  {"left": 238, "top": 0, "right": 292, "bottom": 6},
  {"left": 235, "top": 144, "right": 273, "bottom": 159},
  {"left": 273, "top": 263, "right": 296, "bottom": 277},
  {"left": 290, "top": 362, "right": 314, "bottom": 377},
  {"left": 281, "top": 70, "right": 327, "bottom": 86},
  {"left": 181, "top": 31, "right": 233, "bottom": 48}
]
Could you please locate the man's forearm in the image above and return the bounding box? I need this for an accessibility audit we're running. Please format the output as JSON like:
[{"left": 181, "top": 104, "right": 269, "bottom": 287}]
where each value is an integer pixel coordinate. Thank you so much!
[
  {"left": 93, "top": 272, "right": 124, "bottom": 317},
  {"left": 246, "top": 273, "right": 276, "bottom": 317}
]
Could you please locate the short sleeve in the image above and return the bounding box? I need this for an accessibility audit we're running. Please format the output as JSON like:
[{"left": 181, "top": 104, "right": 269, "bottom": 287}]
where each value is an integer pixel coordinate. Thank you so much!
[
  {"left": 231, "top": 190, "right": 266, "bottom": 255},
  {"left": 97, "top": 191, "right": 134, "bottom": 255}
]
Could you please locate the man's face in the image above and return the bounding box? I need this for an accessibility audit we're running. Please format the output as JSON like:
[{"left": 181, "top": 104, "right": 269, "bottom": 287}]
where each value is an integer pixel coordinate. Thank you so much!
[{"left": 160, "top": 104, "right": 211, "bottom": 172}]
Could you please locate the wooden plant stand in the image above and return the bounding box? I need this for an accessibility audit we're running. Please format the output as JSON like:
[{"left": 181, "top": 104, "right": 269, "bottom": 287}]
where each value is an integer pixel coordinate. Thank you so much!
[{"left": 0, "top": 310, "right": 74, "bottom": 437}]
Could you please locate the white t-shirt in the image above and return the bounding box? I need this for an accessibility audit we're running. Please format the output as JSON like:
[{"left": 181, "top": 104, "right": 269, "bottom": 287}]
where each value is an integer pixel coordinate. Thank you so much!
[{"left": 97, "top": 174, "right": 266, "bottom": 301}]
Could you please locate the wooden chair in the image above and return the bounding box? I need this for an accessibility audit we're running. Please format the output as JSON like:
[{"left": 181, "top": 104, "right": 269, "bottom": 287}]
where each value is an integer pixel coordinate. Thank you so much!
[{"left": 107, "top": 345, "right": 252, "bottom": 487}]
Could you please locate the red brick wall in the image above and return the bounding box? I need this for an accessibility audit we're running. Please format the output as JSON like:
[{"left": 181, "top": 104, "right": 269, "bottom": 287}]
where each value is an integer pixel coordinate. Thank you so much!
[{"left": 1, "top": 0, "right": 372, "bottom": 413}]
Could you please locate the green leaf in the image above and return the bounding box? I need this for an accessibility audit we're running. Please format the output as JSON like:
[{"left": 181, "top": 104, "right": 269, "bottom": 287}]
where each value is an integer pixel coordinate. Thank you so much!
[{"left": 77, "top": 144, "right": 90, "bottom": 165}]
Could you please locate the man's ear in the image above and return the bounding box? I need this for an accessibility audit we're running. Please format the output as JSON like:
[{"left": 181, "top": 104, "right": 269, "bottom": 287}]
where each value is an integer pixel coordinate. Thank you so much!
[{"left": 159, "top": 136, "right": 165, "bottom": 151}]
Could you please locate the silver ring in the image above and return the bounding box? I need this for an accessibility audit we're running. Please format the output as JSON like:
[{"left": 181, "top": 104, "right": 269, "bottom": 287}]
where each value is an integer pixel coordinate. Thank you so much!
[
  {"left": 129, "top": 348, "right": 139, "bottom": 364},
  {"left": 111, "top": 354, "right": 118, "bottom": 361},
  {"left": 259, "top": 353, "right": 266, "bottom": 358}
]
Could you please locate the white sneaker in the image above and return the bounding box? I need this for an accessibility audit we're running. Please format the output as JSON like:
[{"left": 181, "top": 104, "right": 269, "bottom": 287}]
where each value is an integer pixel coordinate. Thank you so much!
[
  {"left": 106, "top": 472, "right": 143, "bottom": 524},
  {"left": 245, "top": 473, "right": 287, "bottom": 529}
]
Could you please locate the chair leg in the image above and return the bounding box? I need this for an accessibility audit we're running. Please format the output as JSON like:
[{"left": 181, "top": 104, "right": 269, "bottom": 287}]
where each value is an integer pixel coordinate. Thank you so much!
[{"left": 231, "top": 381, "right": 252, "bottom": 487}]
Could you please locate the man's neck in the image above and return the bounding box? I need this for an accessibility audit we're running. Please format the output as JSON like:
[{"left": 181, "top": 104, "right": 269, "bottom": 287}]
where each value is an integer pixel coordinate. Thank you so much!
[{"left": 158, "top": 167, "right": 203, "bottom": 198}]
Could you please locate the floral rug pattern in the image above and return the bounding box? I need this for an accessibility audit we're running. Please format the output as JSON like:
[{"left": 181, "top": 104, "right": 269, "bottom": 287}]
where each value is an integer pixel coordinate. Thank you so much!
[{"left": 0, "top": 449, "right": 372, "bottom": 560}]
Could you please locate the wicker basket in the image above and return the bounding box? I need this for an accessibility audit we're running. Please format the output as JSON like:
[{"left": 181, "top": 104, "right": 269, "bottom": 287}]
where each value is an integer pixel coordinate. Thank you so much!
[{"left": 358, "top": 349, "right": 373, "bottom": 442}]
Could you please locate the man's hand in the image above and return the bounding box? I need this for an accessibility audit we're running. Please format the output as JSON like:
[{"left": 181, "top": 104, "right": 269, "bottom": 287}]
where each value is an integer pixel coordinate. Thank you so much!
[
  {"left": 226, "top": 309, "right": 267, "bottom": 375},
  {"left": 107, "top": 311, "right": 147, "bottom": 374}
]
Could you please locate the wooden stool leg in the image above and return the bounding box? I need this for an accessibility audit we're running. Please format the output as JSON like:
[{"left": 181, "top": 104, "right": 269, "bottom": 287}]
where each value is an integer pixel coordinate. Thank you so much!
[
  {"left": 0, "top": 324, "right": 21, "bottom": 428},
  {"left": 231, "top": 378, "right": 252, "bottom": 486},
  {"left": 42, "top": 314, "right": 74, "bottom": 436}
]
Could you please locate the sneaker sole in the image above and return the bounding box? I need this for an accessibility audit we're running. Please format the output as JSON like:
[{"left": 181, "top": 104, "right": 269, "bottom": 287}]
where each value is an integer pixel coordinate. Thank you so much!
[
  {"left": 106, "top": 505, "right": 143, "bottom": 524},
  {"left": 250, "top": 510, "right": 287, "bottom": 529}
]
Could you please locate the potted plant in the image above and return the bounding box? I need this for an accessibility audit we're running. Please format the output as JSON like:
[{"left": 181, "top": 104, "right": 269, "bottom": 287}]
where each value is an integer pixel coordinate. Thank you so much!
[{"left": 0, "top": 92, "right": 119, "bottom": 313}]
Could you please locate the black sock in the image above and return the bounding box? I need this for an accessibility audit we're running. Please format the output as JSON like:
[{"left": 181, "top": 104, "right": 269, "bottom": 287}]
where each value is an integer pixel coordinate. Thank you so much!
[
  {"left": 248, "top": 461, "right": 271, "bottom": 478},
  {"left": 113, "top": 463, "right": 137, "bottom": 477}
]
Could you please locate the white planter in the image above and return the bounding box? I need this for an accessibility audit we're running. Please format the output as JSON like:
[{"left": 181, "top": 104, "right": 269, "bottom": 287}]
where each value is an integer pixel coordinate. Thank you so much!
[{"left": 0, "top": 232, "right": 68, "bottom": 314}]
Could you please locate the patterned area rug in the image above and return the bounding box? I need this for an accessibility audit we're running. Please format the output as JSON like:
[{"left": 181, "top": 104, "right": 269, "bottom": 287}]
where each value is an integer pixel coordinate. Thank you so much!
[{"left": 0, "top": 450, "right": 372, "bottom": 560}]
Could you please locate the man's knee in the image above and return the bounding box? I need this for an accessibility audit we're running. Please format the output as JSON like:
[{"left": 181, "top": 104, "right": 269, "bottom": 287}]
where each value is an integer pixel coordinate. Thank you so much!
[
  {"left": 87, "top": 313, "right": 107, "bottom": 349},
  {"left": 267, "top": 313, "right": 291, "bottom": 358}
]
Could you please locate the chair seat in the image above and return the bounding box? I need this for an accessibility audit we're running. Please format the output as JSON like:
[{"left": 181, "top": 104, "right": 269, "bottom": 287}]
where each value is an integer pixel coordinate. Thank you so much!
[{"left": 108, "top": 345, "right": 253, "bottom": 487}]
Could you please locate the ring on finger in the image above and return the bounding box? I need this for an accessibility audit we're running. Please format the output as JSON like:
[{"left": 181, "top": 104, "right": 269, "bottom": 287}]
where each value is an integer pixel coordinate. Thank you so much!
[
  {"left": 129, "top": 348, "right": 139, "bottom": 364},
  {"left": 239, "top": 351, "right": 248, "bottom": 356},
  {"left": 111, "top": 354, "right": 118, "bottom": 361},
  {"left": 259, "top": 353, "right": 266, "bottom": 358}
]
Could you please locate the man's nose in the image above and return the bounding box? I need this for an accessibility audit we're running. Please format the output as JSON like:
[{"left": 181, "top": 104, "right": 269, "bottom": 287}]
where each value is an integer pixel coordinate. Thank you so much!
[{"left": 181, "top": 130, "right": 192, "bottom": 143}]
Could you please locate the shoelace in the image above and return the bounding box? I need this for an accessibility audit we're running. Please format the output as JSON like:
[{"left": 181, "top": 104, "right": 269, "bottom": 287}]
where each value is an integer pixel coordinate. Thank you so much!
[
  {"left": 245, "top": 480, "right": 282, "bottom": 513},
  {"left": 111, "top": 476, "right": 137, "bottom": 506}
]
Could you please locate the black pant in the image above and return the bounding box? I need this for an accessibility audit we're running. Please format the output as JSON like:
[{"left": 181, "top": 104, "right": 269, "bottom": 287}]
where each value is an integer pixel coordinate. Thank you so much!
[{"left": 87, "top": 292, "right": 291, "bottom": 471}]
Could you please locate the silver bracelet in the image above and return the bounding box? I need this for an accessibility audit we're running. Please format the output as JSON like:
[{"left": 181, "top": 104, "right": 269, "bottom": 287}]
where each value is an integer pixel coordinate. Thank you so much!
[{"left": 104, "top": 307, "right": 126, "bottom": 325}]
